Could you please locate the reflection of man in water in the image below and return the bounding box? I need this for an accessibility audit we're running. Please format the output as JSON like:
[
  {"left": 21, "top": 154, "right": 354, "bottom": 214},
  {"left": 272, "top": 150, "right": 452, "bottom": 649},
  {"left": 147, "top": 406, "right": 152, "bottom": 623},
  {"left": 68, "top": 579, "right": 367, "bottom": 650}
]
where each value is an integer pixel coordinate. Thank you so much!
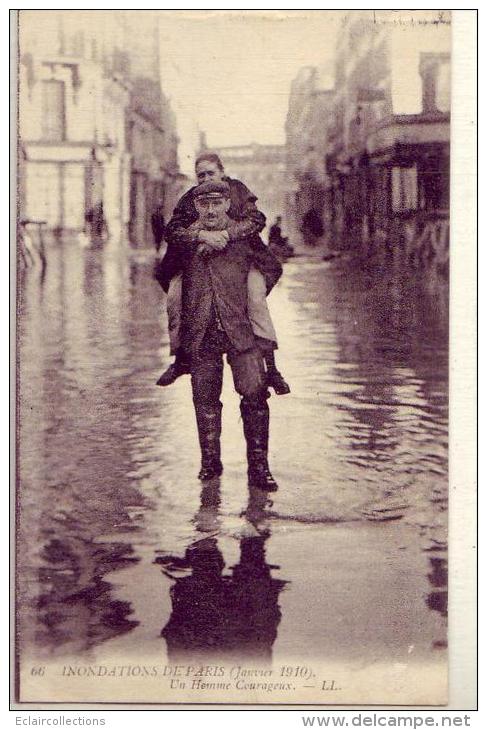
[{"left": 157, "top": 483, "right": 286, "bottom": 661}]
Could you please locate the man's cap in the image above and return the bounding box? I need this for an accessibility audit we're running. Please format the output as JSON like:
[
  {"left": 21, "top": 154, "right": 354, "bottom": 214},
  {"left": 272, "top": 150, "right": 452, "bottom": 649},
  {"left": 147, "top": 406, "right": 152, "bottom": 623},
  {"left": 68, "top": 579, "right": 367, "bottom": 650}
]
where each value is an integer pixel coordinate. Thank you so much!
[{"left": 194, "top": 181, "right": 230, "bottom": 199}]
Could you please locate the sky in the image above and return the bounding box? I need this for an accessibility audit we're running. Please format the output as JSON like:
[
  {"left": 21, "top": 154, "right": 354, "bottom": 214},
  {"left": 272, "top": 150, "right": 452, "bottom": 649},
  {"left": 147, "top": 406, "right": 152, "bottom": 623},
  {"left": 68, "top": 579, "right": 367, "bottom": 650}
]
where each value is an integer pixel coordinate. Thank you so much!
[{"left": 157, "top": 11, "right": 340, "bottom": 174}]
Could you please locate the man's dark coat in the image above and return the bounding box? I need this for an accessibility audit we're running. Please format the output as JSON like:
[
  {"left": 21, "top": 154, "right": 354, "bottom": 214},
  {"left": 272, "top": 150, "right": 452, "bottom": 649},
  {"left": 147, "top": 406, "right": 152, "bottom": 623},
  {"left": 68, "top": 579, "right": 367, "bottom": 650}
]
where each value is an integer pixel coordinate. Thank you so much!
[{"left": 155, "top": 234, "right": 282, "bottom": 357}]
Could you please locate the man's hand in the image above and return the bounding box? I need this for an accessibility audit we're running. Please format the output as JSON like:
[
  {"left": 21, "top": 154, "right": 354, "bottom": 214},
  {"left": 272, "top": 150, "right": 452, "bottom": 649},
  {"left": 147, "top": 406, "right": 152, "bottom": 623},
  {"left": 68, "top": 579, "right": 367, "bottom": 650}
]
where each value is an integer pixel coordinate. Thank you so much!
[{"left": 197, "top": 229, "right": 229, "bottom": 251}]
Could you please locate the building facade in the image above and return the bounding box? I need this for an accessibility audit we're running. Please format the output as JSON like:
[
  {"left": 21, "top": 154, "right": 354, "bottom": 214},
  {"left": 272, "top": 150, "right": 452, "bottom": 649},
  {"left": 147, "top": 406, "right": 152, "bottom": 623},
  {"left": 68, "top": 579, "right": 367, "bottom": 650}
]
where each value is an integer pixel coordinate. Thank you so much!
[
  {"left": 285, "top": 66, "right": 334, "bottom": 239},
  {"left": 286, "top": 11, "right": 451, "bottom": 268},
  {"left": 18, "top": 10, "right": 182, "bottom": 247},
  {"left": 207, "top": 143, "right": 287, "bottom": 235}
]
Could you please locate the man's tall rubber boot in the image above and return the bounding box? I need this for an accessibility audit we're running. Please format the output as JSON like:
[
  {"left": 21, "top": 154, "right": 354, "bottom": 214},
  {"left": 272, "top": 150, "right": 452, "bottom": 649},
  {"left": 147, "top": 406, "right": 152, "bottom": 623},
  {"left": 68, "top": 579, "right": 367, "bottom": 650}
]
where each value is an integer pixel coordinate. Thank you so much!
[
  {"left": 195, "top": 403, "right": 223, "bottom": 481},
  {"left": 240, "top": 399, "right": 279, "bottom": 491}
]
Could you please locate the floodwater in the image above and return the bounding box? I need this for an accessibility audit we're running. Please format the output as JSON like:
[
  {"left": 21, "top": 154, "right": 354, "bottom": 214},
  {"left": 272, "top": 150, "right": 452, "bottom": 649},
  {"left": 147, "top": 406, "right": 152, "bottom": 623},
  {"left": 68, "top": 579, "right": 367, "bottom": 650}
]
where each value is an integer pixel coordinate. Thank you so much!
[{"left": 16, "top": 242, "right": 448, "bottom": 701}]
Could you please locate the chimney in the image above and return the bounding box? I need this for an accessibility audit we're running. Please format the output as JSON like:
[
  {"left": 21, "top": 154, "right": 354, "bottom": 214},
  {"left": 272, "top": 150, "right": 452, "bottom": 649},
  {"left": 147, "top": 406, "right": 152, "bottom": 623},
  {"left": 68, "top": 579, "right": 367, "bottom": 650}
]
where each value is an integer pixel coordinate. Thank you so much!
[{"left": 198, "top": 131, "right": 208, "bottom": 151}]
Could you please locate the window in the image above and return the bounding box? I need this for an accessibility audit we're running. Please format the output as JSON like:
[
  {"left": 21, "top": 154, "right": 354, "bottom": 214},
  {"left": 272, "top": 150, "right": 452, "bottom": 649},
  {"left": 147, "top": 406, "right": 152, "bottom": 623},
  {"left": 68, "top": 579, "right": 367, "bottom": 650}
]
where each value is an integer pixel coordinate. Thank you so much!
[
  {"left": 418, "top": 155, "right": 449, "bottom": 212},
  {"left": 25, "top": 164, "right": 61, "bottom": 226},
  {"left": 64, "top": 164, "right": 85, "bottom": 228},
  {"left": 391, "top": 165, "right": 418, "bottom": 213},
  {"left": 41, "top": 80, "right": 66, "bottom": 141},
  {"left": 369, "top": 166, "right": 390, "bottom": 221}
]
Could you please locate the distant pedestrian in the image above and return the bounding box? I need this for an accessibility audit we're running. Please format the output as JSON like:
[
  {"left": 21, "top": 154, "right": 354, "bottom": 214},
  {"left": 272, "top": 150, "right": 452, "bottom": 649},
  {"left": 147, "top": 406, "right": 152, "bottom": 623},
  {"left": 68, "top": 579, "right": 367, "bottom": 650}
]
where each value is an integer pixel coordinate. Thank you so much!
[
  {"left": 151, "top": 202, "right": 166, "bottom": 253},
  {"left": 268, "top": 216, "right": 294, "bottom": 259},
  {"left": 85, "top": 202, "right": 108, "bottom": 246},
  {"left": 301, "top": 208, "right": 323, "bottom": 247}
]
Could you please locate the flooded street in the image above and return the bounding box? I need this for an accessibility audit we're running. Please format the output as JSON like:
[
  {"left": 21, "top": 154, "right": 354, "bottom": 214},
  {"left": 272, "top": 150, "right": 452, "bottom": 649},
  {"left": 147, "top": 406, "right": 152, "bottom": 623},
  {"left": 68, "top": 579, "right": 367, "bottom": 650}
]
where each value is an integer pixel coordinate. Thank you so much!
[{"left": 17, "top": 242, "right": 448, "bottom": 703}]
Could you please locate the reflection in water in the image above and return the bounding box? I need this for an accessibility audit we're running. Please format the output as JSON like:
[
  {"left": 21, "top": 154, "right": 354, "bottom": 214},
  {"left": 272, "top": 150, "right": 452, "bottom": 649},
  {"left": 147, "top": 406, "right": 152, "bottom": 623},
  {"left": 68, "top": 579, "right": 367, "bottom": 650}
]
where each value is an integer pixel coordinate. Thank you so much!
[
  {"left": 17, "top": 243, "right": 448, "bottom": 664},
  {"left": 426, "top": 556, "right": 448, "bottom": 619},
  {"left": 36, "top": 538, "right": 139, "bottom": 652},
  {"left": 159, "top": 483, "right": 287, "bottom": 662},
  {"left": 281, "top": 258, "right": 448, "bottom": 532},
  {"left": 331, "top": 264, "right": 447, "bottom": 470}
]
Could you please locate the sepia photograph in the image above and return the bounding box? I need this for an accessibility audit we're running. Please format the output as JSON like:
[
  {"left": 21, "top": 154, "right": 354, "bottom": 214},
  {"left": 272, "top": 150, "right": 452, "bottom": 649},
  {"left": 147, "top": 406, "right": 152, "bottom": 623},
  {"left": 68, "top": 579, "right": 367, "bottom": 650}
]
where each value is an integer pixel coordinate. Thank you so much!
[{"left": 13, "top": 8, "right": 470, "bottom": 708}]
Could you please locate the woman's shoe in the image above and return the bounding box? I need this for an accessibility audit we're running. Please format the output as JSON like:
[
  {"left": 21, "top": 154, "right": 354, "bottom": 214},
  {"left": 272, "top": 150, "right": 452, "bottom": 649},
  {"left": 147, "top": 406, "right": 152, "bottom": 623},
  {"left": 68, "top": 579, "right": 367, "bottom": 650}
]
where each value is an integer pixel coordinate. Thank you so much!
[
  {"left": 267, "top": 367, "right": 291, "bottom": 395},
  {"left": 156, "top": 359, "right": 190, "bottom": 386}
]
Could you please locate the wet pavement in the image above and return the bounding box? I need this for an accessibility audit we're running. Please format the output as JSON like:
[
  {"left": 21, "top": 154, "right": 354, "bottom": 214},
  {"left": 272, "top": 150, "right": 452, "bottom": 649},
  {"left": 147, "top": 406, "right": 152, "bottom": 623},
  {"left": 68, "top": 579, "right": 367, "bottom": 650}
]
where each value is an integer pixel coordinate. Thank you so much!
[{"left": 17, "top": 242, "right": 448, "bottom": 699}]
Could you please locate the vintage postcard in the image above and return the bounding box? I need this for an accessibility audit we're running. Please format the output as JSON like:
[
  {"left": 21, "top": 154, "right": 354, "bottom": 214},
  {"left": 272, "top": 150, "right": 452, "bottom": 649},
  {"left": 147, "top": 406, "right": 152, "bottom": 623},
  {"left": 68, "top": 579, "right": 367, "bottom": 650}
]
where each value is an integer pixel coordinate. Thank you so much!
[{"left": 13, "top": 9, "right": 475, "bottom": 708}]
